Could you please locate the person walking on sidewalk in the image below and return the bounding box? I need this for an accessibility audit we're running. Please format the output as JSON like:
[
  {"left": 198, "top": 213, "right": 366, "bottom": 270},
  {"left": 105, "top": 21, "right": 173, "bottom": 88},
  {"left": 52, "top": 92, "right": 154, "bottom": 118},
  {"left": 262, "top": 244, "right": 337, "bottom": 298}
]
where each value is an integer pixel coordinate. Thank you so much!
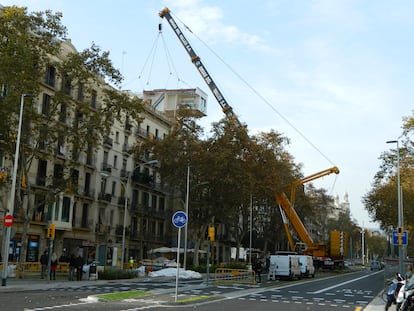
[
  {"left": 252, "top": 255, "right": 262, "bottom": 283},
  {"left": 75, "top": 255, "right": 84, "bottom": 281},
  {"left": 50, "top": 253, "right": 58, "bottom": 280},
  {"left": 40, "top": 250, "right": 48, "bottom": 279},
  {"left": 68, "top": 254, "right": 76, "bottom": 281}
]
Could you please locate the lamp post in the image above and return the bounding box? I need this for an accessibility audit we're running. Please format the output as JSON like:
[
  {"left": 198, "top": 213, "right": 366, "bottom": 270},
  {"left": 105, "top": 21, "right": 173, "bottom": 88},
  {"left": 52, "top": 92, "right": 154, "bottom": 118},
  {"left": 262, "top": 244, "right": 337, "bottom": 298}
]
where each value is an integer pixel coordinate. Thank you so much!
[
  {"left": 120, "top": 179, "right": 129, "bottom": 270},
  {"left": 387, "top": 139, "right": 403, "bottom": 274},
  {"left": 2, "top": 94, "right": 33, "bottom": 286},
  {"left": 183, "top": 164, "right": 190, "bottom": 270}
]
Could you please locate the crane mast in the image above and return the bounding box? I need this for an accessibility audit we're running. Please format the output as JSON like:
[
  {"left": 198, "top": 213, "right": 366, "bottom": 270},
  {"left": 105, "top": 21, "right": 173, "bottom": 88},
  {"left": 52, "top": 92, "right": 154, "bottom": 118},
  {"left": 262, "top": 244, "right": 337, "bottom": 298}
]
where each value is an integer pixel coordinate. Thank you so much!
[{"left": 159, "top": 7, "right": 241, "bottom": 126}]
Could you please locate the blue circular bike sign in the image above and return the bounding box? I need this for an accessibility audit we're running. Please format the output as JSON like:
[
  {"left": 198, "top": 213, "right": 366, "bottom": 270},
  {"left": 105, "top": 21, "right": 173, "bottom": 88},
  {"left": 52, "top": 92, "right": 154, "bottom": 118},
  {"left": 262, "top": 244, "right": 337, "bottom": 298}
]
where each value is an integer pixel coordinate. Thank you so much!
[{"left": 172, "top": 211, "right": 187, "bottom": 228}]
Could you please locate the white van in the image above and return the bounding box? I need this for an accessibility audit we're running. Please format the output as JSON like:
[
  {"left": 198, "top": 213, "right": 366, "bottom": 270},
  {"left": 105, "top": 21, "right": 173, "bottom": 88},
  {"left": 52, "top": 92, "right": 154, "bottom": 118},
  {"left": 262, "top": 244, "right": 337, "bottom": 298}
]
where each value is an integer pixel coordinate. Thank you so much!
[
  {"left": 297, "top": 255, "right": 315, "bottom": 278},
  {"left": 268, "top": 255, "right": 301, "bottom": 280}
]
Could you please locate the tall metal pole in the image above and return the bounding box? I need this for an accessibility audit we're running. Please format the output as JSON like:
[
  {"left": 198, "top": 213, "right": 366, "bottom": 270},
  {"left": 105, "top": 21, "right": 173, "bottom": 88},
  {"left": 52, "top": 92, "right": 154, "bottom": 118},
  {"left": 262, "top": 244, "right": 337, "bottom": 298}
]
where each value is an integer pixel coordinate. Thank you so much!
[
  {"left": 121, "top": 179, "right": 128, "bottom": 270},
  {"left": 361, "top": 227, "right": 365, "bottom": 266},
  {"left": 2, "top": 94, "right": 32, "bottom": 286},
  {"left": 249, "top": 195, "right": 252, "bottom": 267},
  {"left": 183, "top": 164, "right": 190, "bottom": 269},
  {"left": 387, "top": 140, "right": 403, "bottom": 274}
]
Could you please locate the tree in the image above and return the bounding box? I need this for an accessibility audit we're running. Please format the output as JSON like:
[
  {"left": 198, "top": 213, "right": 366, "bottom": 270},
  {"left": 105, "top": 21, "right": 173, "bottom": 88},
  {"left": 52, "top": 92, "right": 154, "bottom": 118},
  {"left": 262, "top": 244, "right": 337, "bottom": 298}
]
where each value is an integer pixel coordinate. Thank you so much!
[
  {"left": 138, "top": 115, "right": 301, "bottom": 264},
  {"left": 363, "top": 113, "right": 414, "bottom": 227},
  {"left": 363, "top": 111, "right": 414, "bottom": 256},
  {"left": 0, "top": 6, "right": 143, "bottom": 265}
]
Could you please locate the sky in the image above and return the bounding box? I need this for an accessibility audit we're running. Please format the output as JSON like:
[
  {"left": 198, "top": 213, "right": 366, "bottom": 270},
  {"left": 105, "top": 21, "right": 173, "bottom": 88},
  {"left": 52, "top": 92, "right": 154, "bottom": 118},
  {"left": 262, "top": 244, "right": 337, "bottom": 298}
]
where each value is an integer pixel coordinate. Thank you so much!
[{"left": 2, "top": 0, "right": 414, "bottom": 229}]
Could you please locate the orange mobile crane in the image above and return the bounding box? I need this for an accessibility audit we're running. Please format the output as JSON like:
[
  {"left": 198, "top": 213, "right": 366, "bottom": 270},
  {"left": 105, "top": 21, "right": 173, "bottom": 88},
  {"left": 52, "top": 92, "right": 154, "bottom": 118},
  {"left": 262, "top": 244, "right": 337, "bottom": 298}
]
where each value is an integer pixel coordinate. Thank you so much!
[
  {"left": 159, "top": 8, "right": 346, "bottom": 267},
  {"left": 275, "top": 166, "right": 348, "bottom": 268}
]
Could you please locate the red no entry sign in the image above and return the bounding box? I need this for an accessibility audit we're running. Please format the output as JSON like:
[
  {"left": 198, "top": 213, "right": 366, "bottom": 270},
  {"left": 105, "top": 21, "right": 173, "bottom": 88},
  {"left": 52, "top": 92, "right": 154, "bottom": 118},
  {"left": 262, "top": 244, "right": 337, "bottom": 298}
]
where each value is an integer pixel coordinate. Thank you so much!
[{"left": 4, "top": 214, "right": 14, "bottom": 227}]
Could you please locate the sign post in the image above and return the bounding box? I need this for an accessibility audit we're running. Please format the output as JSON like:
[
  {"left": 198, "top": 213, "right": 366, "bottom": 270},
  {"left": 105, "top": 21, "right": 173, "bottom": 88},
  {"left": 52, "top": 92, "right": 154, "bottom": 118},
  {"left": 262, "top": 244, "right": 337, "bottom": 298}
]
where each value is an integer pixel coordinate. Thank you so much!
[{"left": 172, "top": 211, "right": 187, "bottom": 303}]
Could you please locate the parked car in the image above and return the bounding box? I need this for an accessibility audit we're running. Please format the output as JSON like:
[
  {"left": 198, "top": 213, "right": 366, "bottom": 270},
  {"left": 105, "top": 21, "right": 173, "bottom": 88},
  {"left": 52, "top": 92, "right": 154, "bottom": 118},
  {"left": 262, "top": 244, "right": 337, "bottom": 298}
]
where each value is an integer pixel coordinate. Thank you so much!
[{"left": 370, "top": 260, "right": 383, "bottom": 271}]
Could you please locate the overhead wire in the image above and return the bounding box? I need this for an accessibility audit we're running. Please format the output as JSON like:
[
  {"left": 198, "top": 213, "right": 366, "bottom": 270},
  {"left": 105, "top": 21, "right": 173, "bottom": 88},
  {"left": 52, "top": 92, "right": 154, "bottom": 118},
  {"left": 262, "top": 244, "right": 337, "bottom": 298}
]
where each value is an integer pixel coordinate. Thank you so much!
[
  {"left": 136, "top": 20, "right": 193, "bottom": 90},
  {"left": 171, "top": 11, "right": 336, "bottom": 168}
]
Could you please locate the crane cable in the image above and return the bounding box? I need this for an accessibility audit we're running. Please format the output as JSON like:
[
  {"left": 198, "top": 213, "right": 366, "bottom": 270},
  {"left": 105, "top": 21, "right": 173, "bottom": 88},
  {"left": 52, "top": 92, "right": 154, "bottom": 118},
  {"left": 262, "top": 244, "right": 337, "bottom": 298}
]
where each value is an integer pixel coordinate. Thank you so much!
[
  {"left": 136, "top": 21, "right": 192, "bottom": 89},
  {"left": 171, "top": 11, "right": 337, "bottom": 169}
]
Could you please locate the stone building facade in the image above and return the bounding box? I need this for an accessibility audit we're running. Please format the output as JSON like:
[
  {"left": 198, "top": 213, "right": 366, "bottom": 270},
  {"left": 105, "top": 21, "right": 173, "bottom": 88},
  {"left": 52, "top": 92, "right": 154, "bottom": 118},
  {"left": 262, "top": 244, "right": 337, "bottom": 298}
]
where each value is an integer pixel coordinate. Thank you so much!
[{"left": 0, "top": 40, "right": 208, "bottom": 267}]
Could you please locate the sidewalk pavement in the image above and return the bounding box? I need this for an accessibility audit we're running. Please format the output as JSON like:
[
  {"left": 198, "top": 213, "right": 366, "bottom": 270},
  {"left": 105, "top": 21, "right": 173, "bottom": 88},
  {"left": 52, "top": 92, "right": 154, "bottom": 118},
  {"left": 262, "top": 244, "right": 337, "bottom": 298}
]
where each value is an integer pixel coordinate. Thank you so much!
[
  {"left": 363, "top": 293, "right": 385, "bottom": 311},
  {"left": 0, "top": 275, "right": 387, "bottom": 310}
]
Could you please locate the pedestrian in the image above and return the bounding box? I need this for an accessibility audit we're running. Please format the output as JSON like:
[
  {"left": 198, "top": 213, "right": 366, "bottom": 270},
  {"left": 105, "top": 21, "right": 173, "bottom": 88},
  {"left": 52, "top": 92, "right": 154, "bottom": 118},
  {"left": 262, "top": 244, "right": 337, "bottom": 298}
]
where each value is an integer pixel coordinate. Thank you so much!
[
  {"left": 129, "top": 257, "right": 135, "bottom": 270},
  {"left": 50, "top": 253, "right": 58, "bottom": 280},
  {"left": 75, "top": 255, "right": 84, "bottom": 281},
  {"left": 40, "top": 250, "right": 48, "bottom": 279},
  {"left": 252, "top": 255, "right": 262, "bottom": 283},
  {"left": 68, "top": 254, "right": 76, "bottom": 281},
  {"left": 406, "top": 264, "right": 413, "bottom": 281}
]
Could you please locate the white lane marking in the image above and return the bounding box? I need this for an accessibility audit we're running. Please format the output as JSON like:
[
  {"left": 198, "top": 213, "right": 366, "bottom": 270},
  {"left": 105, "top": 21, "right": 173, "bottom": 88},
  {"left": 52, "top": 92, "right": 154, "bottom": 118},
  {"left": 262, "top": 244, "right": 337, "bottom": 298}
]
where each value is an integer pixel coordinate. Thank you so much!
[
  {"left": 23, "top": 302, "right": 92, "bottom": 311},
  {"left": 312, "top": 273, "right": 377, "bottom": 294}
]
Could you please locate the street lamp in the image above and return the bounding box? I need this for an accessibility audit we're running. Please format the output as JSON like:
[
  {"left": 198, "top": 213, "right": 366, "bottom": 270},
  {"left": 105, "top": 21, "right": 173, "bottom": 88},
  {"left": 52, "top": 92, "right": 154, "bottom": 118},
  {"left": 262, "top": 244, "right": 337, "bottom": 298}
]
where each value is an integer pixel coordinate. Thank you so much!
[
  {"left": 2, "top": 94, "right": 34, "bottom": 286},
  {"left": 386, "top": 139, "right": 403, "bottom": 274},
  {"left": 183, "top": 164, "right": 190, "bottom": 270}
]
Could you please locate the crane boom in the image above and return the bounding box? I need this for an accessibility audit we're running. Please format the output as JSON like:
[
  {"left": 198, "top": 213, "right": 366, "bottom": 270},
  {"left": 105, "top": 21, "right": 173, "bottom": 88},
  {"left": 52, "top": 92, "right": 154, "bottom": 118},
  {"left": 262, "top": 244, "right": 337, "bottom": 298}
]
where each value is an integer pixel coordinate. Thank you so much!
[
  {"left": 275, "top": 166, "right": 340, "bottom": 255},
  {"left": 159, "top": 7, "right": 241, "bottom": 126}
]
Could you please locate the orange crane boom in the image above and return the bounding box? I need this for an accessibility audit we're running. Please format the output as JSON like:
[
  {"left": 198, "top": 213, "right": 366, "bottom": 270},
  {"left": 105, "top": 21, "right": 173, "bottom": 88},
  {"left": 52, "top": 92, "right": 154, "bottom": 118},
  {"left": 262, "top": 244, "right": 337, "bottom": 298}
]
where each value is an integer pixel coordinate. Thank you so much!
[{"left": 276, "top": 166, "right": 340, "bottom": 254}]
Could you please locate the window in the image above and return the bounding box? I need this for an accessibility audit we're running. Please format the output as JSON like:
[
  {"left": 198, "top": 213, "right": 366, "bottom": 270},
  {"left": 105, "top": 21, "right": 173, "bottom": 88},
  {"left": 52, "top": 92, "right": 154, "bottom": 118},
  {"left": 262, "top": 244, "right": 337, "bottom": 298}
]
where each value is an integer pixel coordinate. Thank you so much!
[
  {"left": 70, "top": 169, "right": 79, "bottom": 189},
  {"left": 45, "top": 66, "right": 56, "bottom": 87},
  {"left": 61, "top": 73, "right": 71, "bottom": 95},
  {"left": 113, "top": 155, "right": 118, "bottom": 169},
  {"left": 77, "top": 83, "right": 84, "bottom": 101},
  {"left": 115, "top": 131, "right": 119, "bottom": 143},
  {"left": 59, "top": 103, "right": 67, "bottom": 123},
  {"left": 53, "top": 164, "right": 63, "bottom": 187},
  {"left": 62, "top": 197, "right": 71, "bottom": 222},
  {"left": 159, "top": 197, "right": 165, "bottom": 212},
  {"left": 103, "top": 151, "right": 109, "bottom": 164},
  {"left": 111, "top": 181, "right": 116, "bottom": 196},
  {"left": 39, "top": 127, "right": 48, "bottom": 149},
  {"left": 84, "top": 172, "right": 91, "bottom": 195},
  {"left": 91, "top": 90, "right": 97, "bottom": 109},
  {"left": 146, "top": 125, "right": 150, "bottom": 136},
  {"left": 142, "top": 192, "right": 149, "bottom": 207},
  {"left": 158, "top": 222, "right": 164, "bottom": 237},
  {"left": 150, "top": 221, "right": 156, "bottom": 234},
  {"left": 81, "top": 203, "right": 88, "bottom": 228},
  {"left": 155, "top": 129, "right": 159, "bottom": 139},
  {"left": 1, "top": 84, "right": 7, "bottom": 97},
  {"left": 33, "top": 194, "right": 46, "bottom": 222},
  {"left": 42, "top": 94, "right": 51, "bottom": 115},
  {"left": 151, "top": 194, "right": 157, "bottom": 209},
  {"left": 37, "top": 160, "right": 47, "bottom": 186},
  {"left": 57, "top": 134, "right": 65, "bottom": 156},
  {"left": 110, "top": 210, "right": 114, "bottom": 227}
]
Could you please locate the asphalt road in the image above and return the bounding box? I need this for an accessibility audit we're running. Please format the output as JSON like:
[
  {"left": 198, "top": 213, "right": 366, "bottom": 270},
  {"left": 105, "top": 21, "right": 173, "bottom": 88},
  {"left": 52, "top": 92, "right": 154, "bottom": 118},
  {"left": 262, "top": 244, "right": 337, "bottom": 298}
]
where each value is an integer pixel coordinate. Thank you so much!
[{"left": 0, "top": 270, "right": 385, "bottom": 311}]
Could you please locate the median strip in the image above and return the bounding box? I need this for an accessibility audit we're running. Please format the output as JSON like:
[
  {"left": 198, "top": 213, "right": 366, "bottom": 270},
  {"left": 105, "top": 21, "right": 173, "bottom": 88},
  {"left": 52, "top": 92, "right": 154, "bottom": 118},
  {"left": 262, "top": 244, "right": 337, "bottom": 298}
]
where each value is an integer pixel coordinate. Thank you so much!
[{"left": 96, "top": 290, "right": 149, "bottom": 301}]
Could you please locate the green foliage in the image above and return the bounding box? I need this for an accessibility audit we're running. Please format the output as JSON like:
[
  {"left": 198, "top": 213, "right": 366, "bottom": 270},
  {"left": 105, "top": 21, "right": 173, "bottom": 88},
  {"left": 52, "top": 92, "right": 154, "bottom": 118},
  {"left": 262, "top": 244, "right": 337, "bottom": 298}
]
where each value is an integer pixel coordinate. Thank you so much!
[
  {"left": 363, "top": 111, "right": 414, "bottom": 231},
  {"left": 0, "top": 5, "right": 144, "bottom": 265},
  {"left": 99, "top": 267, "right": 138, "bottom": 280}
]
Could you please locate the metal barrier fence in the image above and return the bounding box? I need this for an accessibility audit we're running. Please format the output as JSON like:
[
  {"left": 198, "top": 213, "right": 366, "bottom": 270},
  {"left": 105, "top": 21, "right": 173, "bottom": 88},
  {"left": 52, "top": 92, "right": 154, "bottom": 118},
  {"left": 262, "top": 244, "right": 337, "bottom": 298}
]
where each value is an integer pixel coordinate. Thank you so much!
[
  {"left": 0, "top": 262, "right": 69, "bottom": 278},
  {"left": 214, "top": 268, "right": 256, "bottom": 285}
]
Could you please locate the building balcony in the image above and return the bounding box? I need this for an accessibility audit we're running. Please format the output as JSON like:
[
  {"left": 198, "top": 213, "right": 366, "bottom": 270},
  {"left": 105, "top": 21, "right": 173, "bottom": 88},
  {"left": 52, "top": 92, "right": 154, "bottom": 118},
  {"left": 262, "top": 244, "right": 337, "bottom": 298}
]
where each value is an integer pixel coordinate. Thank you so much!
[{"left": 101, "top": 162, "right": 112, "bottom": 173}]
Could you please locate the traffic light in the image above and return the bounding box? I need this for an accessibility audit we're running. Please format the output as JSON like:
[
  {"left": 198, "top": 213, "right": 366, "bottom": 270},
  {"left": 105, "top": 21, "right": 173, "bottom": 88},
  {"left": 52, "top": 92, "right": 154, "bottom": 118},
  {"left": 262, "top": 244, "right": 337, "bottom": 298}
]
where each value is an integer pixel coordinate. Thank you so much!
[
  {"left": 47, "top": 224, "right": 55, "bottom": 239},
  {"left": 398, "top": 227, "right": 403, "bottom": 245},
  {"left": 208, "top": 226, "right": 215, "bottom": 242}
]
